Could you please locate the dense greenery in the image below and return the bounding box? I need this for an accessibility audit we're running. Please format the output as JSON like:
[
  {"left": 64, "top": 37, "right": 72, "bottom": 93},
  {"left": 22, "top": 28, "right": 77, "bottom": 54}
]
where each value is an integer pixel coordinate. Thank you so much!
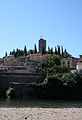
[
  {"left": 27, "top": 73, "right": 82, "bottom": 100},
  {"left": 9, "top": 48, "right": 24, "bottom": 57},
  {"left": 36, "top": 54, "right": 69, "bottom": 75},
  {"left": 5, "top": 43, "right": 71, "bottom": 58},
  {"left": 4, "top": 72, "right": 82, "bottom": 100}
]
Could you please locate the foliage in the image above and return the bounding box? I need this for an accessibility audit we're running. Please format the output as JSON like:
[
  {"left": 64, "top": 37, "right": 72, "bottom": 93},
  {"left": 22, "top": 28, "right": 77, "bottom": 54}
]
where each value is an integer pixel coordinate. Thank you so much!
[
  {"left": 6, "top": 86, "right": 15, "bottom": 99},
  {"left": 24, "top": 45, "right": 27, "bottom": 55},
  {"left": 4, "top": 72, "right": 82, "bottom": 100},
  {"left": 12, "top": 49, "right": 15, "bottom": 56},
  {"left": 28, "top": 49, "right": 34, "bottom": 54},
  {"left": 5, "top": 52, "right": 7, "bottom": 56},
  {"left": 16, "top": 48, "right": 24, "bottom": 57},
  {"left": 25, "top": 73, "right": 82, "bottom": 100},
  {"left": 34, "top": 44, "right": 37, "bottom": 54},
  {"left": 79, "top": 55, "right": 82, "bottom": 58},
  {"left": 57, "top": 45, "right": 60, "bottom": 55},
  {"left": 36, "top": 54, "right": 69, "bottom": 75},
  {"left": 9, "top": 51, "right": 12, "bottom": 55},
  {"left": 9, "top": 48, "right": 24, "bottom": 57},
  {"left": 36, "top": 73, "right": 82, "bottom": 99},
  {"left": 47, "top": 55, "right": 69, "bottom": 74},
  {"left": 47, "top": 46, "right": 51, "bottom": 54},
  {"left": 51, "top": 48, "right": 53, "bottom": 54},
  {"left": 47, "top": 47, "right": 53, "bottom": 54},
  {"left": 61, "top": 46, "right": 64, "bottom": 56},
  {"left": 49, "top": 55, "right": 61, "bottom": 66},
  {"left": 55, "top": 46, "right": 57, "bottom": 55}
]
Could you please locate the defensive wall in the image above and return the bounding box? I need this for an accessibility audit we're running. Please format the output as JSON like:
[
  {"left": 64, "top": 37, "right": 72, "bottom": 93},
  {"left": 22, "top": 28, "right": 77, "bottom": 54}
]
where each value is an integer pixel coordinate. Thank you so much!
[{"left": 0, "top": 72, "right": 45, "bottom": 98}]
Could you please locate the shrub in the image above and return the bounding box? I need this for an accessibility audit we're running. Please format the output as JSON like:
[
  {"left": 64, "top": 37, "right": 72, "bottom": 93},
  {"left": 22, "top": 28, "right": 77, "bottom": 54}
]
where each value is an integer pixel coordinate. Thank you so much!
[
  {"left": 6, "top": 86, "right": 15, "bottom": 99},
  {"left": 39, "top": 73, "right": 82, "bottom": 99}
]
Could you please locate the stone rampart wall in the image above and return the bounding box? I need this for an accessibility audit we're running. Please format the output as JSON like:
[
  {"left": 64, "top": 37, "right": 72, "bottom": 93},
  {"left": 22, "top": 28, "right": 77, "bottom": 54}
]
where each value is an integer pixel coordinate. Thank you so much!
[{"left": 0, "top": 72, "right": 45, "bottom": 98}]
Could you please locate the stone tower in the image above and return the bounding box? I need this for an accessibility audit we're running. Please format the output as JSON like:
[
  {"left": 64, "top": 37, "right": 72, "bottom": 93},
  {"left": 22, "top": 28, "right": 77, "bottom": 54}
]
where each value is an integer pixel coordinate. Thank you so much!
[{"left": 39, "top": 37, "right": 46, "bottom": 53}]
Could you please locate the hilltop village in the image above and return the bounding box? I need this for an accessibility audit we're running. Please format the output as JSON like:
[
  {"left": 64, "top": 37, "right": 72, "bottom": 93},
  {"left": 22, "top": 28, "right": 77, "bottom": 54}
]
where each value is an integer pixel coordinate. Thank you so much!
[
  {"left": 0, "top": 37, "right": 82, "bottom": 74},
  {"left": 0, "top": 37, "right": 82, "bottom": 99}
]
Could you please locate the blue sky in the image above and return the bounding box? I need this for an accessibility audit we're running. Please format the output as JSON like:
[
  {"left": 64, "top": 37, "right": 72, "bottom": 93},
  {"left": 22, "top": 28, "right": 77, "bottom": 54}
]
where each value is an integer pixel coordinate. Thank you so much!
[{"left": 0, "top": 0, "right": 82, "bottom": 58}]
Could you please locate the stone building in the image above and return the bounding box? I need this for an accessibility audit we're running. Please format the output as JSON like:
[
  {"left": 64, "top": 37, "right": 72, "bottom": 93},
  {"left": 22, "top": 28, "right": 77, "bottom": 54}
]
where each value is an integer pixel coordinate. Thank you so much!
[
  {"left": 61, "top": 57, "right": 77, "bottom": 70},
  {"left": 39, "top": 37, "right": 46, "bottom": 53}
]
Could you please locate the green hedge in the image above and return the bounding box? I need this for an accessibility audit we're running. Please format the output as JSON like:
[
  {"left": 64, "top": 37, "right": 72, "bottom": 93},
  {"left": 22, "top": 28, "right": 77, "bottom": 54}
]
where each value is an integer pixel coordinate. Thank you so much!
[{"left": 28, "top": 73, "right": 82, "bottom": 100}]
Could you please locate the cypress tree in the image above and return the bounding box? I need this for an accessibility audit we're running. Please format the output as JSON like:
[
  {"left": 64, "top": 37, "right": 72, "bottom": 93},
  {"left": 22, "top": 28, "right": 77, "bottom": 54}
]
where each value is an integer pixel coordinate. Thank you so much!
[
  {"left": 61, "top": 46, "right": 64, "bottom": 56},
  {"left": 34, "top": 44, "right": 37, "bottom": 54},
  {"left": 48, "top": 46, "right": 51, "bottom": 54},
  {"left": 24, "top": 46, "right": 27, "bottom": 55},
  {"left": 51, "top": 48, "right": 53, "bottom": 54},
  {"left": 13, "top": 49, "right": 15, "bottom": 56},
  {"left": 57, "top": 45, "right": 60, "bottom": 55},
  {"left": 9, "top": 51, "right": 12, "bottom": 55},
  {"left": 64, "top": 49, "right": 67, "bottom": 54},
  {"left": 5, "top": 52, "right": 7, "bottom": 56},
  {"left": 55, "top": 46, "right": 57, "bottom": 55}
]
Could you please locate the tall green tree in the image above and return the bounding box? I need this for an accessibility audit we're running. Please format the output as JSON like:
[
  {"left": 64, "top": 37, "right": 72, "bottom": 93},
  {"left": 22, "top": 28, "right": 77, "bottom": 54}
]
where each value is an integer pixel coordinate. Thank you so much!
[
  {"left": 12, "top": 49, "right": 15, "bottom": 56},
  {"left": 51, "top": 48, "right": 53, "bottom": 54},
  {"left": 61, "top": 46, "right": 64, "bottom": 56},
  {"left": 64, "top": 49, "right": 67, "bottom": 54},
  {"left": 49, "top": 55, "right": 61, "bottom": 66},
  {"left": 5, "top": 52, "right": 7, "bottom": 56},
  {"left": 57, "top": 45, "right": 60, "bottom": 55},
  {"left": 9, "top": 51, "right": 12, "bottom": 55},
  {"left": 34, "top": 44, "right": 37, "bottom": 54},
  {"left": 47, "top": 46, "right": 51, "bottom": 54},
  {"left": 24, "top": 45, "right": 27, "bottom": 55},
  {"left": 55, "top": 46, "right": 57, "bottom": 55},
  {"left": 79, "top": 55, "right": 82, "bottom": 58},
  {"left": 64, "top": 48, "right": 68, "bottom": 57},
  {"left": 15, "top": 48, "right": 24, "bottom": 57}
]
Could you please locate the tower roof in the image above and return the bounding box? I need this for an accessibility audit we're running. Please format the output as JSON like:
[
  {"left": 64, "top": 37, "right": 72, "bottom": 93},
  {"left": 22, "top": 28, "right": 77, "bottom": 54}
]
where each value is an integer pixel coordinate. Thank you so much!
[{"left": 39, "top": 36, "right": 46, "bottom": 41}]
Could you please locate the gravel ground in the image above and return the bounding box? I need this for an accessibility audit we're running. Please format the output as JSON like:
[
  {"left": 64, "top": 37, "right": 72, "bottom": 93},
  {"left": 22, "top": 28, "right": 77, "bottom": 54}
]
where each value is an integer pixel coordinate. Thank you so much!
[{"left": 0, "top": 107, "right": 82, "bottom": 120}]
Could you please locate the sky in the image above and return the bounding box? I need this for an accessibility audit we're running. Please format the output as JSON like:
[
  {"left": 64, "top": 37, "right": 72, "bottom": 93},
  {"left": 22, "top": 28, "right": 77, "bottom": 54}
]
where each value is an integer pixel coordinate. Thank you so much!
[{"left": 0, "top": 0, "right": 82, "bottom": 58}]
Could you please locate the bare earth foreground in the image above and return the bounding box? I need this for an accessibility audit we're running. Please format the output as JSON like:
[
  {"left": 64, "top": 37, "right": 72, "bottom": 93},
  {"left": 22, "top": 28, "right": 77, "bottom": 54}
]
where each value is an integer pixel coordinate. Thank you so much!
[
  {"left": 0, "top": 100, "right": 82, "bottom": 120},
  {"left": 0, "top": 107, "right": 82, "bottom": 120}
]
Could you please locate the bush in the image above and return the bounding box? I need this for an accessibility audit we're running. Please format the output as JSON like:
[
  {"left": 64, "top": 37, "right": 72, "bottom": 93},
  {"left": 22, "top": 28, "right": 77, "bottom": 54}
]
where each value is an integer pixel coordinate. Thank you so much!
[
  {"left": 6, "top": 86, "right": 15, "bottom": 99},
  {"left": 38, "top": 73, "right": 82, "bottom": 100}
]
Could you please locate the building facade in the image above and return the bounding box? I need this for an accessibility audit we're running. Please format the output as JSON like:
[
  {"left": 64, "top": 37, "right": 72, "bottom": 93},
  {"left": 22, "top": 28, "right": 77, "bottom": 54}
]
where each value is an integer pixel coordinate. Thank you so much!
[
  {"left": 76, "top": 58, "right": 82, "bottom": 73},
  {"left": 61, "top": 57, "right": 77, "bottom": 70}
]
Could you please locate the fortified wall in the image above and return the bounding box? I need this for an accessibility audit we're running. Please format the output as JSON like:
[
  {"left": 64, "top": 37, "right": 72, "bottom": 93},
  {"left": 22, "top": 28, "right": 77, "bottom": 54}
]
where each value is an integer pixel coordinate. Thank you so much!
[{"left": 0, "top": 72, "right": 45, "bottom": 98}]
